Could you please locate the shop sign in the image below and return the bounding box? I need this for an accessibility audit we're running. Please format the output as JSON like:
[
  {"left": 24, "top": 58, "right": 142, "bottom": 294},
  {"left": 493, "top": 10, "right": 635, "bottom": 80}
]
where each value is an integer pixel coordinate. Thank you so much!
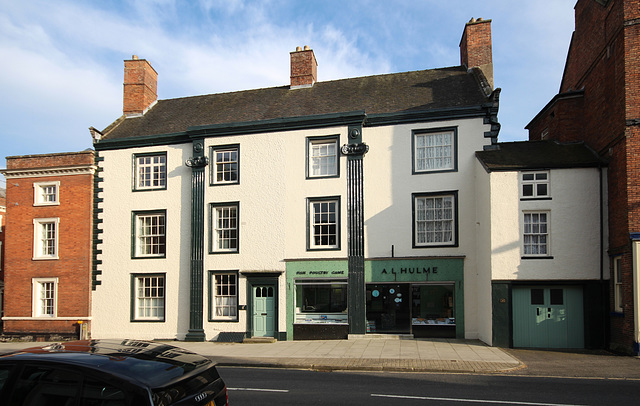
[
  {"left": 293, "top": 270, "right": 346, "bottom": 276},
  {"left": 366, "top": 258, "right": 463, "bottom": 282},
  {"left": 381, "top": 267, "right": 438, "bottom": 275}
]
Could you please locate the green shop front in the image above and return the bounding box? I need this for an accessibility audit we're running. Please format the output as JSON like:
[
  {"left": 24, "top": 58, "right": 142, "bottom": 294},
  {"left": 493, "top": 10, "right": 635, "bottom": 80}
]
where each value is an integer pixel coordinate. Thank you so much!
[{"left": 286, "top": 258, "right": 464, "bottom": 340}]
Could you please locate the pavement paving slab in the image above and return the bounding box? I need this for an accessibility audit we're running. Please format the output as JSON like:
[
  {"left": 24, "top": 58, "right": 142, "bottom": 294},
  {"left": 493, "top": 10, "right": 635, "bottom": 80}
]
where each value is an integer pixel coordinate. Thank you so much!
[{"left": 2, "top": 338, "right": 638, "bottom": 377}]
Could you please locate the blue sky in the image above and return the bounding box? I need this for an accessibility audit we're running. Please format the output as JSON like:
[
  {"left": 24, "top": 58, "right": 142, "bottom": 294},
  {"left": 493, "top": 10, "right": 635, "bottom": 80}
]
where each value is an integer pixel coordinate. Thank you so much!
[{"left": 0, "top": 0, "right": 577, "bottom": 188}]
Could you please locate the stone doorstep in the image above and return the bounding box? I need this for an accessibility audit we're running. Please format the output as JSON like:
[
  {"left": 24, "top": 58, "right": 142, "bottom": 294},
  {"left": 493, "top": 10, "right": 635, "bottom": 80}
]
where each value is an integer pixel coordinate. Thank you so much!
[{"left": 242, "top": 337, "right": 277, "bottom": 344}]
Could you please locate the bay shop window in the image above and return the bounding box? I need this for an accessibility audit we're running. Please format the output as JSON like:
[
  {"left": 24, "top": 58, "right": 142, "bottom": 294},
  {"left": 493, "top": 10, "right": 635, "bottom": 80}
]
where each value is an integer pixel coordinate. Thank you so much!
[{"left": 294, "top": 280, "right": 347, "bottom": 324}]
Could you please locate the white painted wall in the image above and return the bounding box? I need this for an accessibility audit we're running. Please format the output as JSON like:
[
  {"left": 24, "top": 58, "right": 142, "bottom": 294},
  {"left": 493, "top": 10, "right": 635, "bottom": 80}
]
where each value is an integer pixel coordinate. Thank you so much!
[
  {"left": 474, "top": 159, "right": 493, "bottom": 344},
  {"left": 93, "top": 126, "right": 351, "bottom": 341},
  {"left": 363, "top": 117, "right": 492, "bottom": 339},
  {"left": 93, "top": 143, "right": 192, "bottom": 340},
  {"left": 488, "top": 168, "right": 605, "bottom": 281}
]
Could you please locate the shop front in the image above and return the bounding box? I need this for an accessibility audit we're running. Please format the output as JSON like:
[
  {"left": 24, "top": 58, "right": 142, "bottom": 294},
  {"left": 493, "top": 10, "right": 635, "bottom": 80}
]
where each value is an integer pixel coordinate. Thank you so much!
[
  {"left": 365, "top": 258, "right": 464, "bottom": 338},
  {"left": 285, "top": 258, "right": 464, "bottom": 340},
  {"left": 286, "top": 260, "right": 350, "bottom": 340}
]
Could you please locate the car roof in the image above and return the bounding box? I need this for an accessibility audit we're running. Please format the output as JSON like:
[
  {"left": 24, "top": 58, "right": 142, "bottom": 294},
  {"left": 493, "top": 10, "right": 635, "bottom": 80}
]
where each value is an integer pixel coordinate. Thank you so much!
[{"left": 0, "top": 339, "right": 214, "bottom": 388}]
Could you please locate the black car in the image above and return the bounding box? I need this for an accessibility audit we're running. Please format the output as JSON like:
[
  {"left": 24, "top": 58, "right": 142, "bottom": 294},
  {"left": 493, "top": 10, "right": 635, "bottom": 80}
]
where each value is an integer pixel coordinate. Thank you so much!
[{"left": 0, "top": 339, "right": 228, "bottom": 405}]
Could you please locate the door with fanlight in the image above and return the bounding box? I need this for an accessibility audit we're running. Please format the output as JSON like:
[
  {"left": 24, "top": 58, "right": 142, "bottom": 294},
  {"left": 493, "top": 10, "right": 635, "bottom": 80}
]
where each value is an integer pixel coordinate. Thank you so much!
[
  {"left": 512, "top": 286, "right": 584, "bottom": 348},
  {"left": 252, "top": 285, "right": 275, "bottom": 337}
]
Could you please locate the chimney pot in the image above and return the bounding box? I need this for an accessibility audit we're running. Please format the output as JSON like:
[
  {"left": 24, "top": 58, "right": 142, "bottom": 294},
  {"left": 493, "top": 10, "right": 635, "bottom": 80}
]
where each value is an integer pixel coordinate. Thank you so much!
[
  {"left": 296, "top": 46, "right": 302, "bottom": 51},
  {"left": 132, "top": 55, "right": 139, "bottom": 60}
]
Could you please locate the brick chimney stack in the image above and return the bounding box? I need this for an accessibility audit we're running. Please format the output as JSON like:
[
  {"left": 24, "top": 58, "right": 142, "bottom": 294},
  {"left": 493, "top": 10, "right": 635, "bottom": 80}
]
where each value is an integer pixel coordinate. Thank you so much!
[
  {"left": 123, "top": 55, "right": 158, "bottom": 116},
  {"left": 460, "top": 18, "right": 493, "bottom": 89},
  {"left": 290, "top": 46, "right": 317, "bottom": 88}
]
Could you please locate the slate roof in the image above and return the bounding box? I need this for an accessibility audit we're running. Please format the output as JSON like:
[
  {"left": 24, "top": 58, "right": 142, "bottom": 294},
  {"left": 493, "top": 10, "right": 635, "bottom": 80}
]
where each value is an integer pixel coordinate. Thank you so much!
[
  {"left": 101, "top": 66, "right": 491, "bottom": 141},
  {"left": 475, "top": 140, "right": 606, "bottom": 172}
]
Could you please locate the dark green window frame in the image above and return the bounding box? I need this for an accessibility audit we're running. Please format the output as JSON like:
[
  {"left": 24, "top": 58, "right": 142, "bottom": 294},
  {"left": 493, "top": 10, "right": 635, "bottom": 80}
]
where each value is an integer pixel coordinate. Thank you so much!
[
  {"left": 208, "top": 270, "right": 240, "bottom": 322},
  {"left": 306, "top": 196, "right": 341, "bottom": 251},
  {"left": 130, "top": 273, "right": 166, "bottom": 322},
  {"left": 132, "top": 151, "right": 168, "bottom": 192},
  {"left": 131, "top": 209, "right": 167, "bottom": 259}
]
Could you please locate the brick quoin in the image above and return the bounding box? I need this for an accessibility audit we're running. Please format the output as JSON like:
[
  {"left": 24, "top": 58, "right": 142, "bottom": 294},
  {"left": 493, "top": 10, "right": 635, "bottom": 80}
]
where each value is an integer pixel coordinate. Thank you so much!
[
  {"left": 527, "top": 0, "right": 640, "bottom": 354},
  {"left": 3, "top": 151, "right": 94, "bottom": 339}
]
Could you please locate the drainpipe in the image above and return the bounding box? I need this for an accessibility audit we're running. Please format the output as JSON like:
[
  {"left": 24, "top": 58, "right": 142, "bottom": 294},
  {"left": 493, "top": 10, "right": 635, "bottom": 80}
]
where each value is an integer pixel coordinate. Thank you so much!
[{"left": 599, "top": 165, "right": 606, "bottom": 348}]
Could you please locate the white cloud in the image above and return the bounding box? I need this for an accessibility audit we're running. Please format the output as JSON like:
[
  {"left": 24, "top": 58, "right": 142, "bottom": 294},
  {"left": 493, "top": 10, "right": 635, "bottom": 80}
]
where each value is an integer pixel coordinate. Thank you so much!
[{"left": 0, "top": 0, "right": 579, "bottom": 169}]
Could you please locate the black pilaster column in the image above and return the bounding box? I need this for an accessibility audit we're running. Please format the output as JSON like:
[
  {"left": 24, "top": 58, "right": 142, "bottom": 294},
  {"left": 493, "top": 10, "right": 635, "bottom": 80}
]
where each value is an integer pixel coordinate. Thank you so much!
[
  {"left": 342, "top": 125, "right": 368, "bottom": 335},
  {"left": 185, "top": 140, "right": 208, "bottom": 342}
]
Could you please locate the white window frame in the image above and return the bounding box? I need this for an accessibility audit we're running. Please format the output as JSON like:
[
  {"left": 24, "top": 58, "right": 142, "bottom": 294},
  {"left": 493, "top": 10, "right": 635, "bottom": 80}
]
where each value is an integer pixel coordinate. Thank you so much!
[
  {"left": 133, "top": 211, "right": 166, "bottom": 258},
  {"left": 33, "top": 181, "right": 60, "bottom": 206},
  {"left": 413, "top": 128, "right": 456, "bottom": 173},
  {"left": 33, "top": 218, "right": 59, "bottom": 260},
  {"left": 308, "top": 197, "right": 340, "bottom": 250},
  {"left": 32, "top": 277, "right": 58, "bottom": 318},
  {"left": 211, "top": 145, "right": 240, "bottom": 185},
  {"left": 413, "top": 192, "right": 457, "bottom": 247},
  {"left": 307, "top": 137, "right": 339, "bottom": 178},
  {"left": 133, "top": 274, "right": 165, "bottom": 321},
  {"left": 210, "top": 272, "right": 238, "bottom": 321},
  {"left": 523, "top": 211, "right": 550, "bottom": 257},
  {"left": 134, "top": 153, "right": 167, "bottom": 190},
  {"left": 211, "top": 203, "right": 239, "bottom": 253},
  {"left": 521, "top": 171, "right": 550, "bottom": 199},
  {"left": 614, "top": 256, "right": 623, "bottom": 313}
]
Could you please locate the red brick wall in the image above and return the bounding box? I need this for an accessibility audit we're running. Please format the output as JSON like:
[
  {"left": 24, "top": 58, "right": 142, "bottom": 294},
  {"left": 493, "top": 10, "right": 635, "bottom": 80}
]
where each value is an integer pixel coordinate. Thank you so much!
[
  {"left": 460, "top": 19, "right": 492, "bottom": 70},
  {"left": 3, "top": 152, "right": 94, "bottom": 336},
  {"left": 290, "top": 48, "right": 317, "bottom": 87},
  {"left": 528, "top": 0, "right": 640, "bottom": 353},
  {"left": 6, "top": 151, "right": 94, "bottom": 170},
  {"left": 123, "top": 57, "right": 158, "bottom": 115},
  {"left": 526, "top": 94, "right": 585, "bottom": 142}
]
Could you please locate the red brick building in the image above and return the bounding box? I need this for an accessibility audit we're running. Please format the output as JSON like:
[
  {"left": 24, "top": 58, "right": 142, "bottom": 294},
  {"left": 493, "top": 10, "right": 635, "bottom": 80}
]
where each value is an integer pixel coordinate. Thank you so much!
[
  {"left": 0, "top": 187, "right": 6, "bottom": 330},
  {"left": 526, "top": 0, "right": 640, "bottom": 354},
  {"left": 1, "top": 151, "right": 95, "bottom": 340}
]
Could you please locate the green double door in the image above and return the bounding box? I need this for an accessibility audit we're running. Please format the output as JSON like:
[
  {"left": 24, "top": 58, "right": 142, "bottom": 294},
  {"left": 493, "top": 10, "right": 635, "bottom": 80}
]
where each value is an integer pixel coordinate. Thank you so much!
[
  {"left": 512, "top": 286, "right": 584, "bottom": 348},
  {"left": 252, "top": 285, "right": 275, "bottom": 337}
]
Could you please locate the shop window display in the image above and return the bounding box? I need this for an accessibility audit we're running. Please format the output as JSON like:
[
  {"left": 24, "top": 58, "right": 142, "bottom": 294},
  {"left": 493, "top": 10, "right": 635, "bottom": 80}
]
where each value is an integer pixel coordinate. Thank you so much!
[
  {"left": 411, "top": 284, "right": 455, "bottom": 326},
  {"left": 365, "top": 283, "right": 455, "bottom": 337},
  {"left": 294, "top": 281, "right": 348, "bottom": 324}
]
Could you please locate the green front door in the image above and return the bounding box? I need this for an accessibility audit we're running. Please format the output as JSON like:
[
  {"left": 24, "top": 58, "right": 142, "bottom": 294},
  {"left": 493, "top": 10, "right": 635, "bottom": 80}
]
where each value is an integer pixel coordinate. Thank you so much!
[
  {"left": 252, "top": 285, "right": 275, "bottom": 337},
  {"left": 513, "top": 286, "right": 584, "bottom": 348}
]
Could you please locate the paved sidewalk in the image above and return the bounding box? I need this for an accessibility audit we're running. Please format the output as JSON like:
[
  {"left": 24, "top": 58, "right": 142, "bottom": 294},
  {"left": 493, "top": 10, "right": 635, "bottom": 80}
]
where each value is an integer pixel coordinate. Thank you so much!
[
  {"left": 178, "top": 338, "right": 521, "bottom": 373},
  {"left": 0, "top": 338, "right": 520, "bottom": 373}
]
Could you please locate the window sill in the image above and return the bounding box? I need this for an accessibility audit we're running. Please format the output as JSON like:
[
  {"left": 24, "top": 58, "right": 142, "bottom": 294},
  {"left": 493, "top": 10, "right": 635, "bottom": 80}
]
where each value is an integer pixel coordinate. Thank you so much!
[
  {"left": 32, "top": 256, "right": 59, "bottom": 261},
  {"left": 133, "top": 187, "right": 167, "bottom": 192},
  {"left": 520, "top": 197, "right": 552, "bottom": 201},
  {"left": 521, "top": 256, "right": 554, "bottom": 260},
  {"left": 131, "top": 319, "right": 165, "bottom": 323},
  {"left": 294, "top": 321, "right": 348, "bottom": 325}
]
